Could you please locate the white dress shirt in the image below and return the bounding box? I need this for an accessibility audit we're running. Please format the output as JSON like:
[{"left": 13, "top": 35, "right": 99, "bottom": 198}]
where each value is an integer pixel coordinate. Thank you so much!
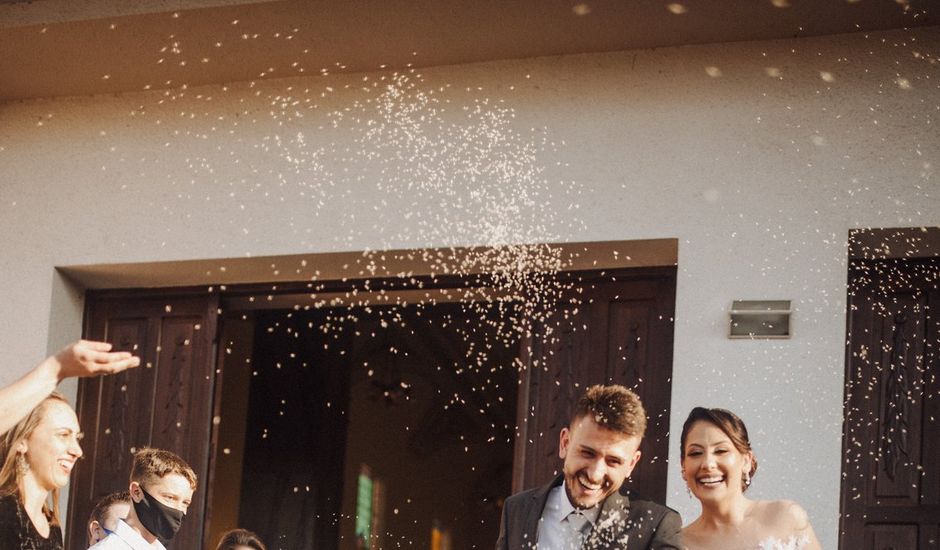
[
  {"left": 87, "top": 519, "right": 166, "bottom": 550},
  {"left": 536, "top": 485, "right": 601, "bottom": 550}
]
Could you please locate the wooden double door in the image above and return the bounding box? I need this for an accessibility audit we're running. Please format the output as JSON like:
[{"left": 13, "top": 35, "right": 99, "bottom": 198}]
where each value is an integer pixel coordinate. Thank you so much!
[
  {"left": 66, "top": 293, "right": 219, "bottom": 549},
  {"left": 65, "top": 268, "right": 677, "bottom": 549},
  {"left": 841, "top": 258, "right": 940, "bottom": 549}
]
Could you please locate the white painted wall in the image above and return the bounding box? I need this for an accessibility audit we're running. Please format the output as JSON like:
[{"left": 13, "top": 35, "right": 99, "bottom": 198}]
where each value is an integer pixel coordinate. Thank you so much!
[{"left": 1, "top": 27, "right": 937, "bottom": 548}]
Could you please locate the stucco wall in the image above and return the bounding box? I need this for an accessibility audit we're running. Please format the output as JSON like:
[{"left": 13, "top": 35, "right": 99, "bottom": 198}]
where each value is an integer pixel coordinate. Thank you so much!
[{"left": 1, "top": 27, "right": 937, "bottom": 548}]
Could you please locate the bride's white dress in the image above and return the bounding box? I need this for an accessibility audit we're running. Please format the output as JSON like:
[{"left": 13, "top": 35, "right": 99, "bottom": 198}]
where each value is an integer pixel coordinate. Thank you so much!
[{"left": 757, "top": 535, "right": 810, "bottom": 550}]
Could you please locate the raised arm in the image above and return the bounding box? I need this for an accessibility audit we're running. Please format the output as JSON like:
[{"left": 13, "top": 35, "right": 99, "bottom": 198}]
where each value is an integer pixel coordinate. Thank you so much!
[{"left": 0, "top": 340, "right": 139, "bottom": 434}]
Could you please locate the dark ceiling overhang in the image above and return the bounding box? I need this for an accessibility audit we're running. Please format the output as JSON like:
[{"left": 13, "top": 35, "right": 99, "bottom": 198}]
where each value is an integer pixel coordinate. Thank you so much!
[{"left": 0, "top": 0, "right": 935, "bottom": 101}]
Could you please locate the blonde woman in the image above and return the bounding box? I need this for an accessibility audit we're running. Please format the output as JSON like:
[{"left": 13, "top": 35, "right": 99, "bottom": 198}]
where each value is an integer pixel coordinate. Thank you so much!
[
  {"left": 679, "top": 407, "right": 821, "bottom": 550},
  {"left": 0, "top": 392, "right": 83, "bottom": 549}
]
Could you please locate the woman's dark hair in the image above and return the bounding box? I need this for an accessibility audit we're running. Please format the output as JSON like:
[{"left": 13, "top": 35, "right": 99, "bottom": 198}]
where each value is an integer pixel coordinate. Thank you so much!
[
  {"left": 216, "top": 528, "right": 267, "bottom": 550},
  {"left": 680, "top": 407, "right": 758, "bottom": 491}
]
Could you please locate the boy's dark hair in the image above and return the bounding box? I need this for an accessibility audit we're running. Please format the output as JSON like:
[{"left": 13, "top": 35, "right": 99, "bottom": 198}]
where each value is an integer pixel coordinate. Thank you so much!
[
  {"left": 90, "top": 491, "right": 130, "bottom": 525},
  {"left": 216, "top": 528, "right": 267, "bottom": 550}
]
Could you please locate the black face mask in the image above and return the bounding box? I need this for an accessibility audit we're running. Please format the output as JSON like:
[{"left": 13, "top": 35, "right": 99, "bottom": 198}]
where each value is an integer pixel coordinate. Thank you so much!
[{"left": 133, "top": 488, "right": 184, "bottom": 545}]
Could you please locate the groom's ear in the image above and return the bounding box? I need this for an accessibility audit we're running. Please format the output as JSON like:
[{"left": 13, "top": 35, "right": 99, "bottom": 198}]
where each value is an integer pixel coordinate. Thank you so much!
[
  {"left": 624, "top": 447, "right": 642, "bottom": 478},
  {"left": 558, "top": 426, "right": 571, "bottom": 460}
]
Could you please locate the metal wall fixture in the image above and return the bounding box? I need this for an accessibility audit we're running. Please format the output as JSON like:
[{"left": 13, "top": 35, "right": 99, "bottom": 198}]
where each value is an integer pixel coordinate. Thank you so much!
[{"left": 729, "top": 300, "right": 791, "bottom": 339}]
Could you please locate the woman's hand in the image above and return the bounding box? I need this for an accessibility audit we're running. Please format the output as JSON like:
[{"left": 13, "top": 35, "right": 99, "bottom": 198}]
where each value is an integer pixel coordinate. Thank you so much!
[{"left": 49, "top": 340, "right": 140, "bottom": 380}]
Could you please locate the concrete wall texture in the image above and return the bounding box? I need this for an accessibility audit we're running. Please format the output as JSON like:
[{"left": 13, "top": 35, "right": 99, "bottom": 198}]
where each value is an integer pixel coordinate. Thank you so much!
[{"left": 1, "top": 26, "right": 938, "bottom": 548}]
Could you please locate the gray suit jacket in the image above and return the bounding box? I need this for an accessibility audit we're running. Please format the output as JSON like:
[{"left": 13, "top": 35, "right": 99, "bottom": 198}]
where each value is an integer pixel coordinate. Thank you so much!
[{"left": 495, "top": 476, "right": 682, "bottom": 549}]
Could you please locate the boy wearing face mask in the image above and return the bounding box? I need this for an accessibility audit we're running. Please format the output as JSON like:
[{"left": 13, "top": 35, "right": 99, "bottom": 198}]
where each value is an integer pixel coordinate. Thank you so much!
[{"left": 89, "top": 448, "right": 197, "bottom": 550}]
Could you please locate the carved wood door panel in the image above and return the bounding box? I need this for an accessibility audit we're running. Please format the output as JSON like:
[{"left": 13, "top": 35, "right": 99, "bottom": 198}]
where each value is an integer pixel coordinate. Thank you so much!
[
  {"left": 67, "top": 292, "right": 218, "bottom": 550},
  {"left": 513, "top": 268, "right": 677, "bottom": 503},
  {"left": 840, "top": 259, "right": 940, "bottom": 549}
]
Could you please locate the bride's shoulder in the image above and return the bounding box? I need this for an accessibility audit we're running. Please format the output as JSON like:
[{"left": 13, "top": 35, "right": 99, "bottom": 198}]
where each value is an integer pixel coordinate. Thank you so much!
[
  {"left": 754, "top": 502, "right": 818, "bottom": 550},
  {"left": 680, "top": 517, "right": 707, "bottom": 541},
  {"left": 756, "top": 500, "right": 811, "bottom": 530}
]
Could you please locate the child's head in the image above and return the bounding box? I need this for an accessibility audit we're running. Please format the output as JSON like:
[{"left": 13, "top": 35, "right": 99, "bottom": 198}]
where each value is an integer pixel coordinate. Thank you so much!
[
  {"left": 130, "top": 447, "right": 197, "bottom": 505},
  {"left": 128, "top": 448, "right": 197, "bottom": 543},
  {"left": 216, "top": 528, "right": 267, "bottom": 550},
  {"left": 87, "top": 491, "right": 130, "bottom": 546}
]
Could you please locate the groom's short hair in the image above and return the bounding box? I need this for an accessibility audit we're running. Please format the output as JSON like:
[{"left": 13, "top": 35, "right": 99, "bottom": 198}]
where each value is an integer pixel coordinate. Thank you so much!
[{"left": 571, "top": 384, "right": 647, "bottom": 438}]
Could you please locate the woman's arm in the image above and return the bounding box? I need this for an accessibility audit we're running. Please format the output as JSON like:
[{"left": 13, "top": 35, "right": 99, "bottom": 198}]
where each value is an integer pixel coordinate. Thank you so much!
[{"left": 0, "top": 340, "right": 139, "bottom": 434}]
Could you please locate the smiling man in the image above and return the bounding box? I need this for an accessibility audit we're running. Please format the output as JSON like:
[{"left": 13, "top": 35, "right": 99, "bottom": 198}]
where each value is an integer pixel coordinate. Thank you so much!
[{"left": 496, "top": 385, "right": 682, "bottom": 549}]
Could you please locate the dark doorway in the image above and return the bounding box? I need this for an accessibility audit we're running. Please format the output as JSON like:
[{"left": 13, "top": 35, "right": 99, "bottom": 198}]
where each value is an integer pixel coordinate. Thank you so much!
[
  {"left": 212, "top": 302, "right": 520, "bottom": 549},
  {"left": 840, "top": 229, "right": 940, "bottom": 549},
  {"left": 69, "top": 253, "right": 678, "bottom": 550}
]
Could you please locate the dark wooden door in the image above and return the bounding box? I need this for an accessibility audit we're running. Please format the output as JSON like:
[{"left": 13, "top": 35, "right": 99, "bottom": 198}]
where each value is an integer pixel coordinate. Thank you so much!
[
  {"left": 841, "top": 258, "right": 940, "bottom": 549},
  {"left": 67, "top": 291, "right": 218, "bottom": 550},
  {"left": 513, "top": 268, "right": 677, "bottom": 503}
]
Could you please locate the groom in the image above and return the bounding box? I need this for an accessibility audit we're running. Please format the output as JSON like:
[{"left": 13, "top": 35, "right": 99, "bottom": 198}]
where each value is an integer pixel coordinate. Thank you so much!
[{"left": 496, "top": 384, "right": 682, "bottom": 549}]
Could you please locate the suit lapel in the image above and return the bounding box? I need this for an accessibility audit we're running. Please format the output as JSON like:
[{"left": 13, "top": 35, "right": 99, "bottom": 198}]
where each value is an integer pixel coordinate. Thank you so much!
[
  {"left": 583, "top": 488, "right": 631, "bottom": 549},
  {"left": 524, "top": 476, "right": 563, "bottom": 546}
]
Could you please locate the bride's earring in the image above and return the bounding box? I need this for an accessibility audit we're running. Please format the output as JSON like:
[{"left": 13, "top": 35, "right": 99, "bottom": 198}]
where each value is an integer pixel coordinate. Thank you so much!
[
  {"left": 743, "top": 471, "right": 751, "bottom": 488},
  {"left": 682, "top": 469, "right": 692, "bottom": 498}
]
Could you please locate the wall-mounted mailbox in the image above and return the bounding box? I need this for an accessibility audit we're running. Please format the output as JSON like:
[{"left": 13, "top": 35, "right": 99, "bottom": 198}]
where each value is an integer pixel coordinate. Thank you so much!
[{"left": 729, "top": 300, "right": 791, "bottom": 339}]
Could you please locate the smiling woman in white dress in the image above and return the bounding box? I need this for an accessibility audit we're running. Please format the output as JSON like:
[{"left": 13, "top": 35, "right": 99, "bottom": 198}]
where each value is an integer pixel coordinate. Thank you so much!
[{"left": 679, "top": 407, "right": 821, "bottom": 550}]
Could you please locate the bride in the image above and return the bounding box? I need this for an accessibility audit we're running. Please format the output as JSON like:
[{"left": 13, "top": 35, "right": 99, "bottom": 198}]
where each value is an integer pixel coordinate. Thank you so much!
[{"left": 679, "top": 407, "right": 821, "bottom": 550}]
